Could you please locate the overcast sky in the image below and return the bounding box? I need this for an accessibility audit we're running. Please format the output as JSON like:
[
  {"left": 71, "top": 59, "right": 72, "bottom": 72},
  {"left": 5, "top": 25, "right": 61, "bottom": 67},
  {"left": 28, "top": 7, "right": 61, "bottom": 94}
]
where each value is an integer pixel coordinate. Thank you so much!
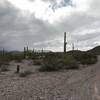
[{"left": 0, "top": 0, "right": 100, "bottom": 51}]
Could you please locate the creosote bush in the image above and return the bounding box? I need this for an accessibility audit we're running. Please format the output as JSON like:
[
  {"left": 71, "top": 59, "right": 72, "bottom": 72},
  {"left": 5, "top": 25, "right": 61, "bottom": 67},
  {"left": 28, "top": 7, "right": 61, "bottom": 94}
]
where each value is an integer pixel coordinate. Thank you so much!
[
  {"left": 39, "top": 53, "right": 79, "bottom": 72},
  {"left": 33, "top": 59, "right": 42, "bottom": 65},
  {"left": 39, "top": 51, "right": 97, "bottom": 72},
  {"left": 39, "top": 53, "right": 62, "bottom": 72},
  {"left": 65, "top": 59, "right": 79, "bottom": 69},
  {"left": 71, "top": 51, "right": 97, "bottom": 65},
  {"left": 59, "top": 54, "right": 79, "bottom": 69}
]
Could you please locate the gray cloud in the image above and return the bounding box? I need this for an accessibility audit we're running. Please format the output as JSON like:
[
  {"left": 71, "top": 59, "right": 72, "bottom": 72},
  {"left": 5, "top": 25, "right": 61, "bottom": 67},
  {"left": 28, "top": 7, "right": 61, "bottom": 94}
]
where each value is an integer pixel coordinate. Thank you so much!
[
  {"left": 0, "top": 1, "right": 60, "bottom": 50},
  {"left": 0, "top": 0, "right": 100, "bottom": 51}
]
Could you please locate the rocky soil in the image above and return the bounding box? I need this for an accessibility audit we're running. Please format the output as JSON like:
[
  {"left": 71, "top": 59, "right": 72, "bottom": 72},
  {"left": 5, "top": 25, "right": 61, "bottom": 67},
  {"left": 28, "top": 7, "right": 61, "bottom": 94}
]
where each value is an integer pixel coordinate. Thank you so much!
[{"left": 0, "top": 56, "right": 100, "bottom": 100}]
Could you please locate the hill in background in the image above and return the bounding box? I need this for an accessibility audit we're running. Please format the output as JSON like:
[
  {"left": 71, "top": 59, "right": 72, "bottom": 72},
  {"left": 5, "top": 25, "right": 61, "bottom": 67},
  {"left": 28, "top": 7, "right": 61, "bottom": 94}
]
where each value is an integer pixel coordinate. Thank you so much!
[{"left": 88, "top": 46, "right": 100, "bottom": 55}]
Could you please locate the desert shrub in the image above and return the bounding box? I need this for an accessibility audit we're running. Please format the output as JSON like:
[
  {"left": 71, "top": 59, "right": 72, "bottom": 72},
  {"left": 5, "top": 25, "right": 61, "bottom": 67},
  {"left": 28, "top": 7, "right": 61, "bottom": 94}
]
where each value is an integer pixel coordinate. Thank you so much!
[
  {"left": 68, "top": 51, "right": 97, "bottom": 65},
  {"left": 39, "top": 53, "right": 79, "bottom": 72},
  {"left": 0, "top": 56, "right": 11, "bottom": 66},
  {"left": 72, "top": 52, "right": 97, "bottom": 65},
  {"left": 39, "top": 53, "right": 63, "bottom": 72},
  {"left": 0, "top": 52, "right": 24, "bottom": 65},
  {"left": 0, "top": 65, "right": 9, "bottom": 72},
  {"left": 39, "top": 61, "right": 62, "bottom": 72},
  {"left": 12, "top": 54, "right": 24, "bottom": 62},
  {"left": 19, "top": 70, "right": 32, "bottom": 77},
  {"left": 33, "top": 59, "right": 42, "bottom": 65},
  {"left": 61, "top": 54, "right": 74, "bottom": 64},
  {"left": 60, "top": 54, "right": 79, "bottom": 69},
  {"left": 79, "top": 54, "right": 97, "bottom": 65},
  {"left": 39, "top": 51, "right": 97, "bottom": 72},
  {"left": 31, "top": 53, "right": 42, "bottom": 60},
  {"left": 65, "top": 59, "right": 79, "bottom": 69}
]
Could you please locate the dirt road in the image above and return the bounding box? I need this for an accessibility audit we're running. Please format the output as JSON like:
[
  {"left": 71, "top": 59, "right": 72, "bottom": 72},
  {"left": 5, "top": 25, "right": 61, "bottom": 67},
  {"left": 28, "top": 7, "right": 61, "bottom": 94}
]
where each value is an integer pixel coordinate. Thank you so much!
[{"left": 0, "top": 56, "right": 100, "bottom": 100}]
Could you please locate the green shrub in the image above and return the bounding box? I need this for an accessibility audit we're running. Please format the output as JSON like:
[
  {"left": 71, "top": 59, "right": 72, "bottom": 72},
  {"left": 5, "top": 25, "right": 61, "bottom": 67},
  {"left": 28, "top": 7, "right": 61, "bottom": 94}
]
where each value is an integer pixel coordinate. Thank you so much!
[
  {"left": 12, "top": 54, "right": 23, "bottom": 62},
  {"left": 60, "top": 54, "right": 79, "bottom": 69},
  {"left": 0, "top": 56, "right": 10, "bottom": 66},
  {"left": 39, "top": 59, "right": 62, "bottom": 72},
  {"left": 65, "top": 60, "right": 79, "bottom": 69},
  {"left": 39, "top": 53, "right": 63, "bottom": 72},
  {"left": 19, "top": 70, "right": 32, "bottom": 77},
  {"left": 39, "top": 53, "right": 79, "bottom": 72},
  {"left": 73, "top": 52, "right": 97, "bottom": 65},
  {"left": 38, "top": 51, "right": 97, "bottom": 72},
  {"left": 33, "top": 60, "right": 42, "bottom": 65},
  {"left": 68, "top": 51, "right": 97, "bottom": 65}
]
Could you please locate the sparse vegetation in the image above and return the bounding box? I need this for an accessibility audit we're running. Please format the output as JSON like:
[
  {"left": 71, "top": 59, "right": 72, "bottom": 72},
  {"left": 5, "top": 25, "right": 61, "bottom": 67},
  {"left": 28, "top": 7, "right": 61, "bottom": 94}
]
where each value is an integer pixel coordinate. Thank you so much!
[
  {"left": 39, "top": 50, "right": 98, "bottom": 72},
  {"left": 39, "top": 53, "right": 62, "bottom": 72},
  {"left": 71, "top": 51, "right": 97, "bottom": 65},
  {"left": 33, "top": 59, "right": 42, "bottom": 65},
  {"left": 0, "top": 46, "right": 98, "bottom": 73},
  {"left": 0, "top": 46, "right": 99, "bottom": 100},
  {"left": 39, "top": 53, "right": 79, "bottom": 72},
  {"left": 65, "top": 59, "right": 79, "bottom": 69}
]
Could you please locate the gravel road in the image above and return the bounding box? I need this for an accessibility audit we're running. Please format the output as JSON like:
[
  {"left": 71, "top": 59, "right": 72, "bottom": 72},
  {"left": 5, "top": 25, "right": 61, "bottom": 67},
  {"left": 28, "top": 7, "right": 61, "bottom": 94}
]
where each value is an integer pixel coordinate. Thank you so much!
[{"left": 0, "top": 56, "right": 100, "bottom": 100}]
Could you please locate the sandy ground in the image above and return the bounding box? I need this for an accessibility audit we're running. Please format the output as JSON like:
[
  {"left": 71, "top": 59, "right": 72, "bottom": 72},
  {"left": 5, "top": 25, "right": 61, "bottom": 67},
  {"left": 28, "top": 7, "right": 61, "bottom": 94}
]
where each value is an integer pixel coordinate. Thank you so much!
[{"left": 0, "top": 56, "right": 100, "bottom": 100}]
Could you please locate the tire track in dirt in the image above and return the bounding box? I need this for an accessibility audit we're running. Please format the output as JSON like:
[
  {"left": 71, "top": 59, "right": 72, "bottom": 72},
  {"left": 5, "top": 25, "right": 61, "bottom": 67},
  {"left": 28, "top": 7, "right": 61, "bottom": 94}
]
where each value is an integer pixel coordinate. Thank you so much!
[{"left": 93, "top": 68, "right": 100, "bottom": 100}]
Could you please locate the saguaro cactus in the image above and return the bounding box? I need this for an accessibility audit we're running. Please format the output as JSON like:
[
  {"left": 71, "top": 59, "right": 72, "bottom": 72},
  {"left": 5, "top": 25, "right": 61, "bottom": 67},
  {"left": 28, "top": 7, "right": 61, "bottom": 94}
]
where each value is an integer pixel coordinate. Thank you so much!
[
  {"left": 24, "top": 47, "right": 26, "bottom": 58},
  {"left": 27, "top": 46, "right": 28, "bottom": 52},
  {"left": 26, "top": 46, "right": 29, "bottom": 56},
  {"left": 72, "top": 43, "right": 74, "bottom": 51},
  {"left": 2, "top": 48, "right": 5, "bottom": 56},
  {"left": 32, "top": 48, "right": 34, "bottom": 53},
  {"left": 64, "top": 32, "right": 67, "bottom": 53},
  {"left": 41, "top": 48, "right": 43, "bottom": 53}
]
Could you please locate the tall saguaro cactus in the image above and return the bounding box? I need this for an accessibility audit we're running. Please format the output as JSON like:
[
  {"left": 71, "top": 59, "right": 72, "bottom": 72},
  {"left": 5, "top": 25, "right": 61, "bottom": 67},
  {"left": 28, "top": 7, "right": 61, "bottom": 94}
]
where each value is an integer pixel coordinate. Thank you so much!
[
  {"left": 2, "top": 48, "right": 5, "bottom": 56},
  {"left": 26, "top": 46, "right": 29, "bottom": 57},
  {"left": 24, "top": 46, "right": 29, "bottom": 59},
  {"left": 24, "top": 47, "right": 26, "bottom": 58},
  {"left": 64, "top": 32, "right": 67, "bottom": 53},
  {"left": 72, "top": 43, "right": 74, "bottom": 51},
  {"left": 27, "top": 46, "right": 28, "bottom": 53}
]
